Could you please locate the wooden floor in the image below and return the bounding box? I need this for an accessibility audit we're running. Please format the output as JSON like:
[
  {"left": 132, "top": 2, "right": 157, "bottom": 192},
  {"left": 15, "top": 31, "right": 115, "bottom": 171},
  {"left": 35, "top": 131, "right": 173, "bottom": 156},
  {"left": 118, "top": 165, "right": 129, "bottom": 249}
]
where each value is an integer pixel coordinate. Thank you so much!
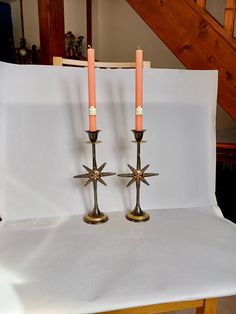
[{"left": 167, "top": 296, "right": 236, "bottom": 313}]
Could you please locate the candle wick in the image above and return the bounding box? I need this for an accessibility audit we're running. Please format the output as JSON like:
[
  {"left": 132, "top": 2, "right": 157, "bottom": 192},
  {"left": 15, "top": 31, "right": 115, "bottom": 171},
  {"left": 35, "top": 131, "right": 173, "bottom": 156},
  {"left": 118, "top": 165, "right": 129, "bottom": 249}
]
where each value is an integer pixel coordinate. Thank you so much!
[
  {"left": 138, "top": 46, "right": 140, "bottom": 50},
  {"left": 88, "top": 45, "right": 91, "bottom": 49}
]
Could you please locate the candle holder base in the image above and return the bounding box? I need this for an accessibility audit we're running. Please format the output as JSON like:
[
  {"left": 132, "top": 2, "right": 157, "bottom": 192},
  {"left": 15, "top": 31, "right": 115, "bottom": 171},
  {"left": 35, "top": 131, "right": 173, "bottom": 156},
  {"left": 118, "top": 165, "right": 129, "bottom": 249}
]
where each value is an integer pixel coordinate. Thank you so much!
[
  {"left": 126, "top": 206, "right": 150, "bottom": 222},
  {"left": 83, "top": 211, "right": 108, "bottom": 224}
]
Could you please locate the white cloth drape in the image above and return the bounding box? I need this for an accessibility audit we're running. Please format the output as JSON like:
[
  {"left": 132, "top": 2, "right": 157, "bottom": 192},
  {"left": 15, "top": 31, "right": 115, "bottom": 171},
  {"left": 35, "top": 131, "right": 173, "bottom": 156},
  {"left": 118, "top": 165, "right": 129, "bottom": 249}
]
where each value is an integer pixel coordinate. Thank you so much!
[{"left": 1, "top": 62, "right": 236, "bottom": 314}]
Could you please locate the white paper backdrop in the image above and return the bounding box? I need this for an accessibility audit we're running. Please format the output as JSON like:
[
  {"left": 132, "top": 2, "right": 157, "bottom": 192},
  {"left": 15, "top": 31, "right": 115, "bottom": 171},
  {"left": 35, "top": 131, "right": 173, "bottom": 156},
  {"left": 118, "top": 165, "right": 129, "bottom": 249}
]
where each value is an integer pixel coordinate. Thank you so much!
[
  {"left": 0, "top": 62, "right": 218, "bottom": 220},
  {"left": 2, "top": 63, "right": 236, "bottom": 314}
]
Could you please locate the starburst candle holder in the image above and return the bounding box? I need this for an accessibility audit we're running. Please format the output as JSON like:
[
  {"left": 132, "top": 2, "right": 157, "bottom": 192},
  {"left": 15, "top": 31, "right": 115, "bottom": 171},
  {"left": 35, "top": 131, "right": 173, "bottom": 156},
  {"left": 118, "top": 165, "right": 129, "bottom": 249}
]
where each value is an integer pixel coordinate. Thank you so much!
[
  {"left": 118, "top": 130, "right": 159, "bottom": 222},
  {"left": 74, "top": 130, "right": 116, "bottom": 224}
]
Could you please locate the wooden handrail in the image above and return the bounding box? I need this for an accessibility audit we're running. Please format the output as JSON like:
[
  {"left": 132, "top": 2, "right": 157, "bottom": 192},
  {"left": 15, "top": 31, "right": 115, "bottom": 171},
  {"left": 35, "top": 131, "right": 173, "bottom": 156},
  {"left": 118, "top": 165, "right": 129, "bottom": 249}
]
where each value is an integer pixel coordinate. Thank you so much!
[
  {"left": 196, "top": 0, "right": 206, "bottom": 9},
  {"left": 224, "top": 0, "right": 236, "bottom": 35},
  {"left": 195, "top": 0, "right": 236, "bottom": 37}
]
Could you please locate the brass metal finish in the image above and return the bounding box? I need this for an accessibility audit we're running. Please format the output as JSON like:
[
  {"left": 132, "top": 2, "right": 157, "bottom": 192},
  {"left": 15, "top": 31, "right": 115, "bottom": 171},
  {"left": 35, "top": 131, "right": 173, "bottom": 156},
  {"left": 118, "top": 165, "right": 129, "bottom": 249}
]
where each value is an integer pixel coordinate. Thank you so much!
[
  {"left": 83, "top": 211, "right": 109, "bottom": 224},
  {"left": 74, "top": 130, "right": 115, "bottom": 224},
  {"left": 126, "top": 210, "right": 150, "bottom": 222},
  {"left": 118, "top": 130, "right": 159, "bottom": 222}
]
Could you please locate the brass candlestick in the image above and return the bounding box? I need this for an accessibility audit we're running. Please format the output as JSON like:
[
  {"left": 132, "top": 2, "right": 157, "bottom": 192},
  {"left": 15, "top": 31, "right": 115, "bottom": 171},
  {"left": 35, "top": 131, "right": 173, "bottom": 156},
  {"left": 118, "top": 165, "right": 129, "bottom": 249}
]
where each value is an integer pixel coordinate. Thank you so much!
[
  {"left": 74, "top": 130, "right": 116, "bottom": 224},
  {"left": 118, "top": 130, "right": 159, "bottom": 222}
]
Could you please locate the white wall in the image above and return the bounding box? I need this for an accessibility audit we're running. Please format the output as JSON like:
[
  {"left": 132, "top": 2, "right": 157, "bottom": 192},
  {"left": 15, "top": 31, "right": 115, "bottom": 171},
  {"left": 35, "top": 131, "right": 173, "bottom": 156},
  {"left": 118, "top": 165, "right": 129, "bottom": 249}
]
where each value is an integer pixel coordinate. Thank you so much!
[
  {"left": 10, "top": 0, "right": 22, "bottom": 47},
  {"left": 217, "top": 106, "right": 236, "bottom": 129},
  {"left": 11, "top": 0, "right": 39, "bottom": 47},
  {"left": 23, "top": 0, "right": 39, "bottom": 46},
  {"left": 64, "top": 0, "right": 87, "bottom": 54},
  {"left": 92, "top": 0, "right": 184, "bottom": 69},
  {"left": 206, "top": 0, "right": 225, "bottom": 25}
]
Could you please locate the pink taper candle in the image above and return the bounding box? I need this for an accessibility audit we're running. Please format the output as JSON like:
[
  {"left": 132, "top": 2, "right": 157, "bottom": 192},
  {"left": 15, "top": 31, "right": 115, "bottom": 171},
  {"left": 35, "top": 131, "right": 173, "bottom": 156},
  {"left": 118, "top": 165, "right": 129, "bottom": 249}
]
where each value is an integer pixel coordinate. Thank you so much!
[
  {"left": 87, "top": 47, "right": 96, "bottom": 131},
  {"left": 135, "top": 48, "right": 143, "bottom": 131}
]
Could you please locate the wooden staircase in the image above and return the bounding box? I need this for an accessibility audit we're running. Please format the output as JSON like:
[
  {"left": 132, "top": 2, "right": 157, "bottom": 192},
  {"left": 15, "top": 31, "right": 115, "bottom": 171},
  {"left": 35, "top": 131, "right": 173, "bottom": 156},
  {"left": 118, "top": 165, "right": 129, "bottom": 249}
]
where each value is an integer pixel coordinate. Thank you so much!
[{"left": 127, "top": 0, "right": 236, "bottom": 121}]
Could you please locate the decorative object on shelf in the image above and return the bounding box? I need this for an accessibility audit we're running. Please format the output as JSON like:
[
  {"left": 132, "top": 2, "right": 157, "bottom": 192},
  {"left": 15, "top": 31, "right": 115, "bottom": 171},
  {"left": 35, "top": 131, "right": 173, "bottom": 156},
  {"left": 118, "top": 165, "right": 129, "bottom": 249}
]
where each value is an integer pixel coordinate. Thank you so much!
[
  {"left": 74, "top": 130, "right": 116, "bottom": 224},
  {"left": 65, "top": 31, "right": 85, "bottom": 59},
  {"left": 118, "top": 130, "right": 158, "bottom": 222},
  {"left": 13, "top": 38, "right": 40, "bottom": 64},
  {"left": 18, "top": 38, "right": 28, "bottom": 61}
]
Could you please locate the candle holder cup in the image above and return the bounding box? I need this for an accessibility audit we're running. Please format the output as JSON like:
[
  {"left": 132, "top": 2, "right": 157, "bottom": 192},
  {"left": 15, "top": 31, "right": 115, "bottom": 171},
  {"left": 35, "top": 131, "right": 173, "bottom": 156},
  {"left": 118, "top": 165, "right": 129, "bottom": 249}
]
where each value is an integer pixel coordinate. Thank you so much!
[
  {"left": 74, "top": 130, "right": 116, "bottom": 224},
  {"left": 118, "top": 129, "right": 159, "bottom": 222}
]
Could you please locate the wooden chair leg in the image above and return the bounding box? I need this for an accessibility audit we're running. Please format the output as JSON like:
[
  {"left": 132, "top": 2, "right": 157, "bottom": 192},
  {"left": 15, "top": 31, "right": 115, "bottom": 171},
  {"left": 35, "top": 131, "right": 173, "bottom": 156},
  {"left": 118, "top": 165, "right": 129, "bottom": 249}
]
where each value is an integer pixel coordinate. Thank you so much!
[{"left": 196, "top": 298, "right": 217, "bottom": 314}]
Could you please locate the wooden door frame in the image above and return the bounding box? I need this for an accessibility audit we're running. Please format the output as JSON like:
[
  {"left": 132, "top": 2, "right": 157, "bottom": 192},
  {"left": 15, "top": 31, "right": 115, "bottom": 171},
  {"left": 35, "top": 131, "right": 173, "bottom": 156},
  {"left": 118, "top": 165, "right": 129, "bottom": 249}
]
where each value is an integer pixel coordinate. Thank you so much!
[{"left": 38, "top": 0, "right": 65, "bottom": 65}]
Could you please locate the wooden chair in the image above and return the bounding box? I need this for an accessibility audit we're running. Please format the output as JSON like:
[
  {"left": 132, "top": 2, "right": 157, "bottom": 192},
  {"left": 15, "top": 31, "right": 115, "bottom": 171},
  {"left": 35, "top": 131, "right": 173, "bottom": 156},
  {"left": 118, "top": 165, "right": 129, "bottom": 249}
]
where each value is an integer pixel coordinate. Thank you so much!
[{"left": 53, "top": 56, "right": 151, "bottom": 68}]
